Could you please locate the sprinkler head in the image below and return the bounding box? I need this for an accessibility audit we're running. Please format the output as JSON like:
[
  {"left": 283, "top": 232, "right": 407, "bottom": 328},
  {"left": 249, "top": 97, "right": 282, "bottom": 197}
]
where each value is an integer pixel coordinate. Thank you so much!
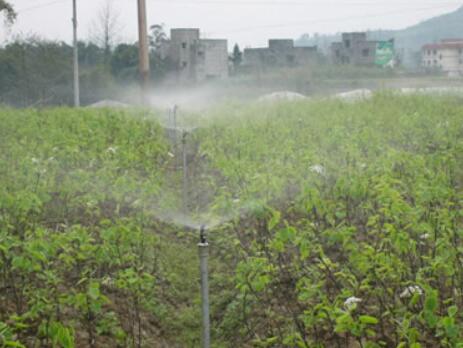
[{"left": 200, "top": 224, "right": 207, "bottom": 244}]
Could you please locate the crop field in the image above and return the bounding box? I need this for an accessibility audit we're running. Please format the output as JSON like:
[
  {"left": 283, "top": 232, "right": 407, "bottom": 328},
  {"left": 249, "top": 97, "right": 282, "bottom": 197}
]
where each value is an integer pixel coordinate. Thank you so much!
[{"left": 1, "top": 94, "right": 463, "bottom": 347}]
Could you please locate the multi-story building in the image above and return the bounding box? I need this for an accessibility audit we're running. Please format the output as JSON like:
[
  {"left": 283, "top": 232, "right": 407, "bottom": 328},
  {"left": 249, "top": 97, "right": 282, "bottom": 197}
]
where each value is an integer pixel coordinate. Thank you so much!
[
  {"left": 243, "top": 39, "right": 318, "bottom": 70},
  {"left": 331, "top": 32, "right": 394, "bottom": 67},
  {"left": 331, "top": 33, "right": 374, "bottom": 65},
  {"left": 160, "top": 29, "right": 228, "bottom": 83},
  {"left": 422, "top": 39, "right": 463, "bottom": 77}
]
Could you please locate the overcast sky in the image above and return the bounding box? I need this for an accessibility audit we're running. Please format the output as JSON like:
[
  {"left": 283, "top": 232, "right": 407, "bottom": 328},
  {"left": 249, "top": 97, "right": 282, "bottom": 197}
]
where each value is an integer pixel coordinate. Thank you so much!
[{"left": 1, "top": 0, "right": 461, "bottom": 48}]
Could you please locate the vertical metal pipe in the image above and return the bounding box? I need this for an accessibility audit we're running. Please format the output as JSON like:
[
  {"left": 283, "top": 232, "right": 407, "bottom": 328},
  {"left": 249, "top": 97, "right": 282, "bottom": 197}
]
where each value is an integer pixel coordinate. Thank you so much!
[
  {"left": 173, "top": 106, "right": 178, "bottom": 167},
  {"left": 198, "top": 226, "right": 210, "bottom": 348},
  {"left": 72, "top": 0, "right": 80, "bottom": 107},
  {"left": 182, "top": 131, "right": 188, "bottom": 213}
]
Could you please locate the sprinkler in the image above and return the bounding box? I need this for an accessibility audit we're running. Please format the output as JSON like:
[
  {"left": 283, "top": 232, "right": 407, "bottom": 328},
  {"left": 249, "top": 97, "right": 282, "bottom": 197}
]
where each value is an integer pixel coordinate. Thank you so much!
[
  {"left": 200, "top": 224, "right": 207, "bottom": 244},
  {"left": 198, "top": 224, "right": 210, "bottom": 348}
]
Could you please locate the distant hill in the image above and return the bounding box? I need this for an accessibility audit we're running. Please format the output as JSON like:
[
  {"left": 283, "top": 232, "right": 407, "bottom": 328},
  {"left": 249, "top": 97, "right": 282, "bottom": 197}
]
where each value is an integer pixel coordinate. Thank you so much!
[{"left": 296, "top": 6, "right": 463, "bottom": 68}]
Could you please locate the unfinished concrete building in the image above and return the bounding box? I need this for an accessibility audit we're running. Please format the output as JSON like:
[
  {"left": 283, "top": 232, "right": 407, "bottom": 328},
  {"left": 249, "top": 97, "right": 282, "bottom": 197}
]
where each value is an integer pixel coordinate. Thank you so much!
[
  {"left": 160, "top": 29, "right": 228, "bottom": 83},
  {"left": 243, "top": 39, "right": 318, "bottom": 70},
  {"left": 331, "top": 32, "right": 378, "bottom": 65}
]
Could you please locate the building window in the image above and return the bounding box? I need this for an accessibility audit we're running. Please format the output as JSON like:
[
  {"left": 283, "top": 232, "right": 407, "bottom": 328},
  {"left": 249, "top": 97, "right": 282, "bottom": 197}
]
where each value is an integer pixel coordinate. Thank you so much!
[
  {"left": 335, "top": 49, "right": 340, "bottom": 57},
  {"left": 182, "top": 42, "right": 187, "bottom": 49},
  {"left": 182, "top": 61, "right": 188, "bottom": 68},
  {"left": 362, "top": 48, "right": 369, "bottom": 57},
  {"left": 286, "top": 55, "right": 295, "bottom": 64},
  {"left": 433, "top": 59, "right": 437, "bottom": 65},
  {"left": 433, "top": 49, "right": 437, "bottom": 55},
  {"left": 439, "top": 54, "right": 442, "bottom": 60},
  {"left": 197, "top": 51, "right": 204, "bottom": 57},
  {"left": 345, "top": 40, "right": 351, "bottom": 48},
  {"left": 427, "top": 50, "right": 431, "bottom": 55},
  {"left": 459, "top": 59, "right": 463, "bottom": 65}
]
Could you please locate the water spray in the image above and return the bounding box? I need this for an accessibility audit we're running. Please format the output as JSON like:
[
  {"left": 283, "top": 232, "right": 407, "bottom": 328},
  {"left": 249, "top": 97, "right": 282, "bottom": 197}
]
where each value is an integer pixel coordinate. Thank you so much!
[{"left": 198, "top": 224, "right": 210, "bottom": 348}]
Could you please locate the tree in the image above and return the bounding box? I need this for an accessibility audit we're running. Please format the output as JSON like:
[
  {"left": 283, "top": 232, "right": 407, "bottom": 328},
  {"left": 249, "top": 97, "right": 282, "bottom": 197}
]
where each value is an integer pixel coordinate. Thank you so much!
[
  {"left": 111, "top": 43, "right": 139, "bottom": 81},
  {"left": 89, "top": 0, "right": 121, "bottom": 65},
  {"left": 148, "top": 24, "right": 175, "bottom": 80},
  {"left": 0, "top": 36, "right": 74, "bottom": 106},
  {"left": 0, "top": 0, "right": 16, "bottom": 23},
  {"left": 149, "top": 24, "right": 168, "bottom": 53},
  {"left": 231, "top": 43, "right": 242, "bottom": 69}
]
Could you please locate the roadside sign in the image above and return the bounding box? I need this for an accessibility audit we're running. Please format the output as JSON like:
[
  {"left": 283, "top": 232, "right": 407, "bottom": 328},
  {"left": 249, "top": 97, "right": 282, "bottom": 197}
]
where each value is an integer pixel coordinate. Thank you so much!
[{"left": 375, "top": 41, "right": 395, "bottom": 67}]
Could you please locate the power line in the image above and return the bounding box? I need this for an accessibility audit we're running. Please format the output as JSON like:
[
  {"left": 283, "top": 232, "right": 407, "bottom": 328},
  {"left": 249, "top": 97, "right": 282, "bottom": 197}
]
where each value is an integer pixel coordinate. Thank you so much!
[
  {"left": 16, "top": 0, "right": 68, "bottom": 13},
  {"left": 214, "top": 3, "right": 460, "bottom": 34},
  {"left": 109, "top": 0, "right": 461, "bottom": 7},
  {"left": 147, "top": 0, "right": 461, "bottom": 6},
  {"left": 15, "top": 0, "right": 461, "bottom": 12}
]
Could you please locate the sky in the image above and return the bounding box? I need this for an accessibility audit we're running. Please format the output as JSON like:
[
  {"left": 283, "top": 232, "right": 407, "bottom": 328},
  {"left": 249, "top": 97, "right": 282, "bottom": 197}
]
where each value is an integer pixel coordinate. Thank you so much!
[{"left": 1, "top": 0, "right": 461, "bottom": 49}]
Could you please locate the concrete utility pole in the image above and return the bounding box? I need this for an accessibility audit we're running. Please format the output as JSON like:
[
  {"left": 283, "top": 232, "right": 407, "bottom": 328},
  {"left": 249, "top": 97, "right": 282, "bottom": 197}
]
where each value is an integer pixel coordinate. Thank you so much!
[
  {"left": 137, "top": 0, "right": 150, "bottom": 103},
  {"left": 72, "top": 0, "right": 80, "bottom": 107},
  {"left": 198, "top": 226, "right": 211, "bottom": 348}
]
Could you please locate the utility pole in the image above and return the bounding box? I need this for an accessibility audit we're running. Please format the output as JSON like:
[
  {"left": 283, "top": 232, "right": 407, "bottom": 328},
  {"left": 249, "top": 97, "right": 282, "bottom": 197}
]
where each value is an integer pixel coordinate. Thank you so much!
[
  {"left": 137, "top": 0, "right": 150, "bottom": 104},
  {"left": 72, "top": 0, "right": 80, "bottom": 107}
]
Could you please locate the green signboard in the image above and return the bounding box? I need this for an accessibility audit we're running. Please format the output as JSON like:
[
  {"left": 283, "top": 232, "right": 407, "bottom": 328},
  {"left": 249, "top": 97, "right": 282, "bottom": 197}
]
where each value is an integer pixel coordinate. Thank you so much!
[{"left": 375, "top": 41, "right": 395, "bottom": 67}]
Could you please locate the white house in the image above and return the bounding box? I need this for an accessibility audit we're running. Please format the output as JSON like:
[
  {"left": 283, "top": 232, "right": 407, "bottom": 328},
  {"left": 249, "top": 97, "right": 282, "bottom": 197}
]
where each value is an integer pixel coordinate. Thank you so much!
[{"left": 422, "top": 39, "right": 463, "bottom": 77}]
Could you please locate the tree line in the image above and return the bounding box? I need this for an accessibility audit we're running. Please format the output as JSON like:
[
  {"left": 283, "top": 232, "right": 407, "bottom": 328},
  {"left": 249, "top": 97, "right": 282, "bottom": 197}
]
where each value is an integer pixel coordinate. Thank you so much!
[
  {"left": 0, "top": 1, "right": 180, "bottom": 107},
  {"left": 0, "top": 34, "right": 176, "bottom": 107}
]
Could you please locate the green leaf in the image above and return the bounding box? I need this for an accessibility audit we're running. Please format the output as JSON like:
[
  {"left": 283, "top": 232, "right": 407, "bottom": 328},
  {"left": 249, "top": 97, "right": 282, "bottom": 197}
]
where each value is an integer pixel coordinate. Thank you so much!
[
  {"left": 424, "top": 293, "right": 438, "bottom": 313},
  {"left": 87, "top": 282, "right": 100, "bottom": 300},
  {"left": 448, "top": 305, "right": 458, "bottom": 317},
  {"left": 5, "top": 341, "right": 26, "bottom": 348},
  {"left": 424, "top": 311, "right": 438, "bottom": 328},
  {"left": 268, "top": 210, "right": 281, "bottom": 231},
  {"left": 359, "top": 315, "right": 379, "bottom": 325}
]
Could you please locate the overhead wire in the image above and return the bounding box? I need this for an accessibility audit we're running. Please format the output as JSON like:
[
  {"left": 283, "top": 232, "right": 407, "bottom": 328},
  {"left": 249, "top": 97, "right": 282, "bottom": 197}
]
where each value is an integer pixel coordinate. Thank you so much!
[
  {"left": 212, "top": 3, "right": 461, "bottom": 33},
  {"left": 11, "top": 0, "right": 462, "bottom": 39},
  {"left": 146, "top": 0, "right": 460, "bottom": 5},
  {"left": 17, "top": 0, "right": 462, "bottom": 12},
  {"left": 14, "top": 0, "right": 461, "bottom": 18},
  {"left": 16, "top": 0, "right": 68, "bottom": 14}
]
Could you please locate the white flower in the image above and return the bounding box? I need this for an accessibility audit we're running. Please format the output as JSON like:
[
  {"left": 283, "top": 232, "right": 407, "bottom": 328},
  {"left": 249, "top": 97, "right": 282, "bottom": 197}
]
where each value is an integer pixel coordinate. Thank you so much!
[
  {"left": 168, "top": 152, "right": 175, "bottom": 158},
  {"left": 344, "top": 296, "right": 362, "bottom": 309},
  {"left": 233, "top": 198, "right": 240, "bottom": 204},
  {"left": 400, "top": 285, "right": 423, "bottom": 299},
  {"left": 31, "top": 157, "right": 39, "bottom": 164},
  {"left": 420, "top": 233, "right": 431, "bottom": 240},
  {"left": 310, "top": 164, "right": 325, "bottom": 175},
  {"left": 106, "top": 146, "right": 117, "bottom": 154}
]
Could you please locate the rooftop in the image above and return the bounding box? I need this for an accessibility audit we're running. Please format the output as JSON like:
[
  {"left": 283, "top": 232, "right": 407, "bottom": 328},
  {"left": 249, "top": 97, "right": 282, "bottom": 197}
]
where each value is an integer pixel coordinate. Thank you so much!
[{"left": 423, "top": 41, "right": 463, "bottom": 50}]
